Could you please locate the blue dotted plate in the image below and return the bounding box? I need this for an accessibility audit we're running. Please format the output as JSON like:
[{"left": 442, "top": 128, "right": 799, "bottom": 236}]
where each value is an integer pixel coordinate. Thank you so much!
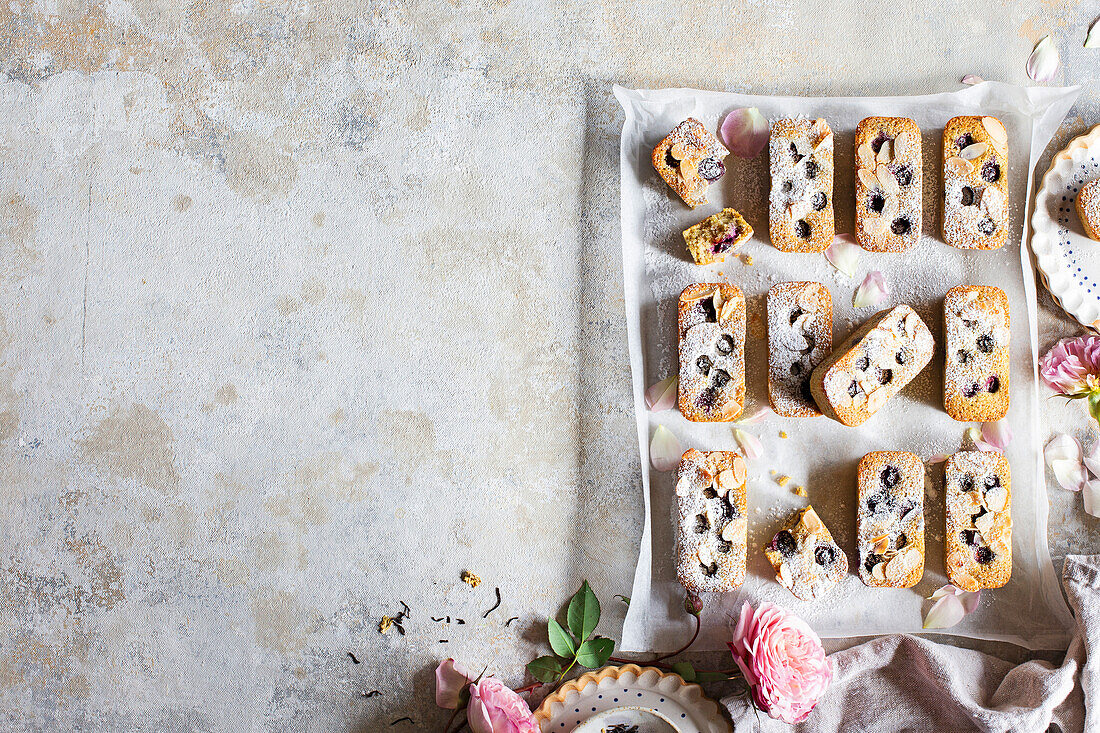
[{"left": 1032, "top": 124, "right": 1100, "bottom": 330}]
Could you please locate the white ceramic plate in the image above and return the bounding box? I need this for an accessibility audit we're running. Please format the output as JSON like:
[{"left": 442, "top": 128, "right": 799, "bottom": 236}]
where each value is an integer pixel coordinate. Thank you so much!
[
  {"left": 1032, "top": 124, "right": 1100, "bottom": 330},
  {"left": 533, "top": 665, "right": 731, "bottom": 733}
]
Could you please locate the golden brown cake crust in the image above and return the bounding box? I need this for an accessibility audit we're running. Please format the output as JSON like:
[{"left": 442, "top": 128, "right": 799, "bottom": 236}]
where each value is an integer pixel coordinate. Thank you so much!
[
  {"left": 676, "top": 449, "right": 748, "bottom": 593},
  {"left": 808, "top": 305, "right": 934, "bottom": 427},
  {"left": 677, "top": 283, "right": 745, "bottom": 422},
  {"left": 856, "top": 451, "right": 924, "bottom": 588},
  {"left": 682, "top": 208, "right": 753, "bottom": 265},
  {"left": 766, "top": 282, "right": 832, "bottom": 417},
  {"left": 944, "top": 286, "right": 1010, "bottom": 422},
  {"left": 763, "top": 505, "right": 847, "bottom": 601},
  {"left": 854, "top": 117, "right": 922, "bottom": 252},
  {"left": 1076, "top": 179, "right": 1100, "bottom": 241},
  {"left": 652, "top": 118, "right": 729, "bottom": 209},
  {"left": 768, "top": 118, "right": 834, "bottom": 253},
  {"left": 945, "top": 451, "right": 1012, "bottom": 590},
  {"left": 942, "top": 116, "right": 1009, "bottom": 250}
]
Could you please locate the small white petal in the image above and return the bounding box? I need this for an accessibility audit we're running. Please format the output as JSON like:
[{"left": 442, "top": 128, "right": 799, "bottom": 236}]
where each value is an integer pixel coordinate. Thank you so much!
[
  {"left": 1084, "top": 479, "right": 1100, "bottom": 517},
  {"left": 958, "top": 589, "right": 981, "bottom": 615},
  {"left": 929, "top": 584, "right": 956, "bottom": 601},
  {"left": 720, "top": 107, "right": 769, "bottom": 158},
  {"left": 961, "top": 74, "right": 984, "bottom": 85},
  {"left": 733, "top": 428, "right": 763, "bottom": 460},
  {"left": 645, "top": 375, "right": 678, "bottom": 412},
  {"left": 923, "top": 594, "right": 966, "bottom": 629},
  {"left": 824, "top": 234, "right": 860, "bottom": 277},
  {"left": 1083, "top": 441, "right": 1100, "bottom": 477},
  {"left": 736, "top": 407, "right": 770, "bottom": 425},
  {"left": 1052, "top": 459, "right": 1087, "bottom": 492},
  {"left": 1045, "top": 433, "right": 1083, "bottom": 465},
  {"left": 1086, "top": 20, "right": 1100, "bottom": 49},
  {"left": 1027, "top": 35, "right": 1060, "bottom": 83},
  {"left": 650, "top": 425, "right": 682, "bottom": 472},
  {"left": 853, "top": 271, "right": 889, "bottom": 308}
]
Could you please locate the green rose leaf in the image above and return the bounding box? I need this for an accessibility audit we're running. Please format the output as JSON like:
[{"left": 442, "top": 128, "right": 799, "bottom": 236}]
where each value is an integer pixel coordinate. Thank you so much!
[
  {"left": 671, "top": 661, "right": 696, "bottom": 682},
  {"left": 575, "top": 636, "right": 614, "bottom": 668},
  {"left": 548, "top": 618, "right": 576, "bottom": 658},
  {"left": 526, "top": 655, "right": 563, "bottom": 684},
  {"left": 568, "top": 580, "right": 601, "bottom": 640}
]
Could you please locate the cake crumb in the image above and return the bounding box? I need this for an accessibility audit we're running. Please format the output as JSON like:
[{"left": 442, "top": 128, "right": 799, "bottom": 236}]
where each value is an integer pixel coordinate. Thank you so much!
[
  {"left": 776, "top": 475, "right": 791, "bottom": 487},
  {"left": 461, "top": 571, "right": 481, "bottom": 588},
  {"left": 769, "top": 469, "right": 777, "bottom": 475},
  {"left": 379, "top": 616, "right": 394, "bottom": 634},
  {"left": 793, "top": 485, "right": 807, "bottom": 497},
  {"left": 741, "top": 254, "right": 754, "bottom": 265},
  {"left": 779, "top": 431, "right": 788, "bottom": 439}
]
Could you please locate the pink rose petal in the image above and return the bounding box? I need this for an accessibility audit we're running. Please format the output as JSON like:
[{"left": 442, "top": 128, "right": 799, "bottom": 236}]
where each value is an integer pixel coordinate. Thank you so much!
[
  {"left": 929, "top": 584, "right": 980, "bottom": 615},
  {"left": 467, "top": 678, "right": 539, "bottom": 733},
  {"left": 1046, "top": 433, "right": 1082, "bottom": 464},
  {"left": 1027, "top": 35, "right": 1060, "bottom": 82},
  {"left": 1087, "top": 20, "right": 1100, "bottom": 49},
  {"left": 720, "top": 107, "right": 769, "bottom": 159},
  {"left": 923, "top": 593, "right": 966, "bottom": 629},
  {"left": 435, "top": 659, "right": 471, "bottom": 709},
  {"left": 1046, "top": 434, "right": 1087, "bottom": 491},
  {"left": 853, "top": 271, "right": 888, "bottom": 308},
  {"left": 645, "top": 375, "right": 678, "bottom": 412},
  {"left": 979, "top": 421, "right": 1012, "bottom": 451},
  {"left": 927, "top": 453, "right": 949, "bottom": 465},
  {"left": 961, "top": 74, "right": 985, "bottom": 85},
  {"left": 733, "top": 428, "right": 763, "bottom": 460},
  {"left": 824, "top": 234, "right": 860, "bottom": 277},
  {"left": 650, "top": 425, "right": 682, "bottom": 471},
  {"left": 1052, "top": 460, "right": 1087, "bottom": 492}
]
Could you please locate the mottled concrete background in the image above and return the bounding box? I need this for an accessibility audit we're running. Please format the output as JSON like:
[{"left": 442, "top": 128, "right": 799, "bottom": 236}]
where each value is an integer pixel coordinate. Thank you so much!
[{"left": 0, "top": 0, "right": 1098, "bottom": 730}]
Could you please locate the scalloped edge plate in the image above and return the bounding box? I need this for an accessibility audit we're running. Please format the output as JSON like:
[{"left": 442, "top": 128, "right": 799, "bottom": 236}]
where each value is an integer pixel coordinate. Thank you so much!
[
  {"left": 1031, "top": 123, "right": 1100, "bottom": 330},
  {"left": 533, "top": 665, "right": 731, "bottom": 733}
]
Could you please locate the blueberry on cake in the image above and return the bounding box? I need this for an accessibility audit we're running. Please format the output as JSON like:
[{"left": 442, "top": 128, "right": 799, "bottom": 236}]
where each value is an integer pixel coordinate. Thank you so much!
[
  {"left": 855, "top": 117, "right": 922, "bottom": 252},
  {"left": 769, "top": 118, "right": 834, "bottom": 253},
  {"left": 808, "top": 305, "right": 934, "bottom": 427},
  {"left": 1076, "top": 179, "right": 1100, "bottom": 241},
  {"left": 652, "top": 118, "right": 729, "bottom": 208},
  {"left": 678, "top": 283, "right": 745, "bottom": 422},
  {"left": 764, "top": 506, "right": 847, "bottom": 601},
  {"left": 943, "top": 116, "right": 1009, "bottom": 250},
  {"left": 682, "top": 208, "right": 753, "bottom": 265},
  {"left": 856, "top": 451, "right": 924, "bottom": 588},
  {"left": 944, "top": 286, "right": 1010, "bottom": 422},
  {"left": 676, "top": 448, "right": 748, "bottom": 593},
  {"left": 945, "top": 451, "right": 1012, "bottom": 591},
  {"left": 767, "top": 282, "right": 833, "bottom": 417}
]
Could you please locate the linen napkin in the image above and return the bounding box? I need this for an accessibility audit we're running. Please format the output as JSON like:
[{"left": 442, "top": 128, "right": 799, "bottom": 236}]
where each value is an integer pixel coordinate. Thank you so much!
[{"left": 722, "top": 554, "right": 1100, "bottom": 732}]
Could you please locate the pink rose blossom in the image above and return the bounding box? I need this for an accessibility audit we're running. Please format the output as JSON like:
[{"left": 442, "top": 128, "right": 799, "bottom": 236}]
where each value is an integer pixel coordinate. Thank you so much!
[
  {"left": 728, "top": 601, "right": 832, "bottom": 724},
  {"left": 1040, "top": 336, "right": 1100, "bottom": 395},
  {"left": 467, "top": 678, "right": 539, "bottom": 733}
]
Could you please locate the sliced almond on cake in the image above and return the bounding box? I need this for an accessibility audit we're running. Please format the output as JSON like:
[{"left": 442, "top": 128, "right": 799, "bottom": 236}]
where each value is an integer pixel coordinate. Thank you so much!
[
  {"left": 877, "top": 164, "right": 900, "bottom": 197},
  {"left": 864, "top": 216, "right": 889, "bottom": 237},
  {"left": 876, "top": 139, "right": 893, "bottom": 164},
  {"left": 721, "top": 517, "right": 746, "bottom": 543},
  {"left": 682, "top": 287, "right": 716, "bottom": 302},
  {"left": 946, "top": 157, "right": 972, "bottom": 177},
  {"left": 984, "top": 485, "right": 1008, "bottom": 513},
  {"left": 982, "top": 117, "right": 1008, "bottom": 151},
  {"left": 857, "top": 167, "right": 879, "bottom": 190},
  {"left": 778, "top": 562, "right": 793, "bottom": 587},
  {"left": 866, "top": 388, "right": 888, "bottom": 412},
  {"left": 960, "top": 142, "right": 988, "bottom": 160},
  {"left": 857, "top": 142, "right": 875, "bottom": 169},
  {"left": 894, "top": 130, "right": 912, "bottom": 157}
]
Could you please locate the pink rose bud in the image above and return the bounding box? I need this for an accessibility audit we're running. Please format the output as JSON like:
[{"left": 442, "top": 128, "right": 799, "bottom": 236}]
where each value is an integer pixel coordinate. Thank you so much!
[
  {"left": 466, "top": 678, "right": 539, "bottom": 733},
  {"left": 684, "top": 591, "right": 703, "bottom": 616},
  {"left": 435, "top": 658, "right": 471, "bottom": 709},
  {"left": 728, "top": 601, "right": 832, "bottom": 724}
]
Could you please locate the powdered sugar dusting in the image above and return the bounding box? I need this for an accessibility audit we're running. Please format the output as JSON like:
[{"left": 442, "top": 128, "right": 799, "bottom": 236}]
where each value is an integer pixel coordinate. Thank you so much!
[{"left": 767, "top": 282, "right": 831, "bottom": 416}]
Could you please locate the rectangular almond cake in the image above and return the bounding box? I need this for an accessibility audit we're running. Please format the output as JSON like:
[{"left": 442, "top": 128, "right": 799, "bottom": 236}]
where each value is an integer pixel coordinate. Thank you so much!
[
  {"left": 676, "top": 448, "right": 748, "bottom": 593},
  {"left": 856, "top": 451, "right": 925, "bottom": 588},
  {"left": 945, "top": 451, "right": 1012, "bottom": 591}
]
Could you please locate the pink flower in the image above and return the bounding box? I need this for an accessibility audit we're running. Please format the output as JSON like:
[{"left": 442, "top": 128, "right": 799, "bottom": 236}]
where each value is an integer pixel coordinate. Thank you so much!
[
  {"left": 467, "top": 678, "right": 539, "bottom": 733},
  {"left": 728, "top": 601, "right": 832, "bottom": 724},
  {"left": 1040, "top": 336, "right": 1100, "bottom": 395},
  {"left": 435, "top": 658, "right": 472, "bottom": 709}
]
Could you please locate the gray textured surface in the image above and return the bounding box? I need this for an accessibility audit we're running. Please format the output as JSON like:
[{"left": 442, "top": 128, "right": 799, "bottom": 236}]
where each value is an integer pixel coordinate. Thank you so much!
[{"left": 0, "top": 1, "right": 1098, "bottom": 730}]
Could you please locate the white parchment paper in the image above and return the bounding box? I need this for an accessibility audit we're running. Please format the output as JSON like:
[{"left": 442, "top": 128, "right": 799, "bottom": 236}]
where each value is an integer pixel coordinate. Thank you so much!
[{"left": 616, "top": 83, "right": 1081, "bottom": 652}]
